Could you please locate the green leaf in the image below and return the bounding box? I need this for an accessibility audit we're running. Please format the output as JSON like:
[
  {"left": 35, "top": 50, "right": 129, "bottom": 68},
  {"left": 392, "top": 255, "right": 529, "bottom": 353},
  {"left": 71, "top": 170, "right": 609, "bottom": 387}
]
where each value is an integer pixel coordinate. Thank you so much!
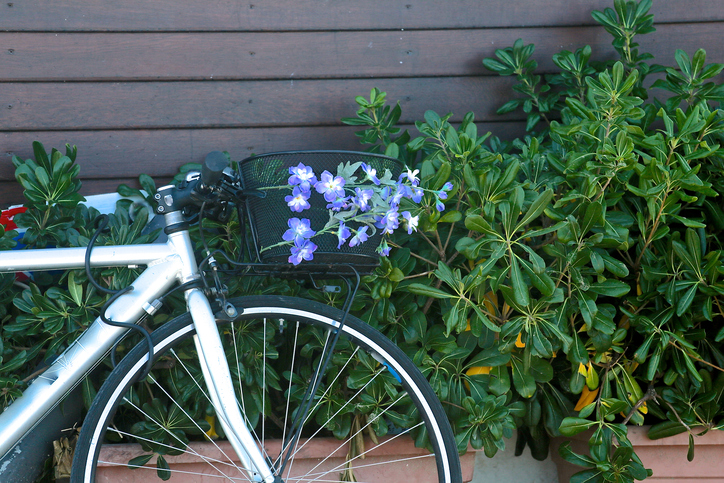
[
  {"left": 438, "top": 210, "right": 462, "bottom": 224},
  {"left": 139, "top": 174, "right": 157, "bottom": 196},
  {"left": 648, "top": 421, "right": 688, "bottom": 439},
  {"left": 157, "top": 454, "right": 171, "bottom": 480},
  {"left": 677, "top": 283, "right": 698, "bottom": 316},
  {"left": 388, "top": 268, "right": 405, "bottom": 283},
  {"left": 516, "top": 189, "right": 554, "bottom": 231},
  {"left": 558, "top": 442, "right": 596, "bottom": 467},
  {"left": 465, "top": 215, "right": 496, "bottom": 236},
  {"left": 405, "top": 283, "right": 455, "bottom": 299},
  {"left": 511, "top": 357, "right": 536, "bottom": 398},
  {"left": 580, "top": 201, "right": 603, "bottom": 235},
  {"left": 509, "top": 256, "right": 530, "bottom": 307},
  {"left": 558, "top": 417, "right": 596, "bottom": 437},
  {"left": 529, "top": 357, "right": 554, "bottom": 383},
  {"left": 0, "top": 350, "right": 27, "bottom": 374},
  {"left": 34, "top": 166, "right": 51, "bottom": 191},
  {"left": 588, "top": 280, "right": 630, "bottom": 298},
  {"left": 128, "top": 454, "right": 153, "bottom": 468},
  {"left": 68, "top": 271, "right": 83, "bottom": 306},
  {"left": 468, "top": 347, "right": 510, "bottom": 367},
  {"left": 489, "top": 365, "right": 511, "bottom": 396},
  {"left": 570, "top": 469, "right": 603, "bottom": 483}
]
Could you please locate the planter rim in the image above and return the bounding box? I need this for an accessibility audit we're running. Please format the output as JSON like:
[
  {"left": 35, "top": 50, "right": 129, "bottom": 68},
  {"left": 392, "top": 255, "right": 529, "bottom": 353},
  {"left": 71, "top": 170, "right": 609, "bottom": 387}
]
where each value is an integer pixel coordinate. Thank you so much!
[{"left": 625, "top": 425, "right": 724, "bottom": 446}]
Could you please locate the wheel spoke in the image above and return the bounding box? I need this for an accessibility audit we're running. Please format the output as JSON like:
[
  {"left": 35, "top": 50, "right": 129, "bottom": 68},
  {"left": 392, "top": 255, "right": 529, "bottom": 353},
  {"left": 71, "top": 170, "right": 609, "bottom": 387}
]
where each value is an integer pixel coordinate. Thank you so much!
[{"left": 73, "top": 297, "right": 459, "bottom": 483}]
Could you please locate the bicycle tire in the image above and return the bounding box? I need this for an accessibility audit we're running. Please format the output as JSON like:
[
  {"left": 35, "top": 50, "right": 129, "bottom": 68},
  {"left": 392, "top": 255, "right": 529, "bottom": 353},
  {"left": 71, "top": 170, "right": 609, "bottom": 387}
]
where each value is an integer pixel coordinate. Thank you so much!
[{"left": 71, "top": 295, "right": 462, "bottom": 483}]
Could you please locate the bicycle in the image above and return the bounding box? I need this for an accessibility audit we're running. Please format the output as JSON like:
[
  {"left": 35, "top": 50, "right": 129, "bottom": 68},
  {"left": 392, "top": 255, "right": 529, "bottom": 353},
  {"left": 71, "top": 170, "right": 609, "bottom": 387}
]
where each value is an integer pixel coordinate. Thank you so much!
[{"left": 0, "top": 150, "right": 462, "bottom": 483}]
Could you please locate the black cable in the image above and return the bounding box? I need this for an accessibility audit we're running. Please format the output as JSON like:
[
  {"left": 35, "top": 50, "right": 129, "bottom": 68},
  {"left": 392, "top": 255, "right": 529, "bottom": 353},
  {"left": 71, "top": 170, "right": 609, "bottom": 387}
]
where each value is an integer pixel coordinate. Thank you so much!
[
  {"left": 86, "top": 214, "right": 155, "bottom": 380},
  {"left": 85, "top": 214, "right": 119, "bottom": 295}
]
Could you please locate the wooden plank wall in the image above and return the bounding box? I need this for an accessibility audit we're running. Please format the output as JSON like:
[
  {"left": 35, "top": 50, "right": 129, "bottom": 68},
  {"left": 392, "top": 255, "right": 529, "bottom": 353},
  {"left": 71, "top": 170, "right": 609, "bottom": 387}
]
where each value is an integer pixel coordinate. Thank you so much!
[{"left": 1, "top": 0, "right": 722, "bottom": 205}]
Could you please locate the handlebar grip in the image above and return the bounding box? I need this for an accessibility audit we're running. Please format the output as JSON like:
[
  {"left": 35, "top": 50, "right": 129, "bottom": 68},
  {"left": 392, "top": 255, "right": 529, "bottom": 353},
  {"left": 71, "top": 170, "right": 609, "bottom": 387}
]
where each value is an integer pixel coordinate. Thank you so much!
[{"left": 200, "top": 151, "right": 229, "bottom": 187}]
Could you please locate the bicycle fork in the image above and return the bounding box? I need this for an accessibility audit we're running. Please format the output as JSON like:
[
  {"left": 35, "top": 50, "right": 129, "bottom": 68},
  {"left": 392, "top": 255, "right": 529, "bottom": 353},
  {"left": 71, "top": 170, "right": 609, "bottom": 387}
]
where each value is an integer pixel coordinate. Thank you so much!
[{"left": 185, "top": 288, "right": 276, "bottom": 483}]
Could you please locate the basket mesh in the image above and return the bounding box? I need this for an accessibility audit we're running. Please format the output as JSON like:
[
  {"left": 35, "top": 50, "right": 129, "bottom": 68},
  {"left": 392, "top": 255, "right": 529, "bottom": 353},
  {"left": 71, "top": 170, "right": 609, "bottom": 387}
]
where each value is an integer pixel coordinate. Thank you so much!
[{"left": 239, "top": 151, "right": 402, "bottom": 273}]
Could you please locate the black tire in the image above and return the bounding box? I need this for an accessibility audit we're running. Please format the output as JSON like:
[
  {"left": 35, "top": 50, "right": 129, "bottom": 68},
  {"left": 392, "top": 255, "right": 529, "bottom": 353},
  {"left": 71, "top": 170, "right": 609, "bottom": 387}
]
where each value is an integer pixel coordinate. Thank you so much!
[{"left": 71, "top": 295, "right": 461, "bottom": 483}]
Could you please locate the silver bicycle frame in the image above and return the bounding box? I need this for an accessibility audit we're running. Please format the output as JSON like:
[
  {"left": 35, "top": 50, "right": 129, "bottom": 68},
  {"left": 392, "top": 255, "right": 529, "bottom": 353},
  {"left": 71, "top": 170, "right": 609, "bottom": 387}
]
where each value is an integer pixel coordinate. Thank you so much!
[{"left": 0, "top": 215, "right": 274, "bottom": 483}]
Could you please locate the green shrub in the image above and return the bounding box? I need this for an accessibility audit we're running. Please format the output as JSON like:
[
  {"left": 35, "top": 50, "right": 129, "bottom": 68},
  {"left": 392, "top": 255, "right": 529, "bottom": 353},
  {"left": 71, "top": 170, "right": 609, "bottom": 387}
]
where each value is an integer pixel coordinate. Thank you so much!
[
  {"left": 342, "top": 0, "right": 724, "bottom": 480},
  {"left": 3, "top": 1, "right": 724, "bottom": 482}
]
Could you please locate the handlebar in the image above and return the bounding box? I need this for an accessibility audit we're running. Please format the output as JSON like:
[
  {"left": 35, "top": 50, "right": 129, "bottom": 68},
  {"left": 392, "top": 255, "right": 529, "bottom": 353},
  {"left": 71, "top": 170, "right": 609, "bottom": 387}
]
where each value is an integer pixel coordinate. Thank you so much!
[
  {"left": 153, "top": 152, "right": 262, "bottom": 225},
  {"left": 200, "top": 151, "right": 230, "bottom": 189}
]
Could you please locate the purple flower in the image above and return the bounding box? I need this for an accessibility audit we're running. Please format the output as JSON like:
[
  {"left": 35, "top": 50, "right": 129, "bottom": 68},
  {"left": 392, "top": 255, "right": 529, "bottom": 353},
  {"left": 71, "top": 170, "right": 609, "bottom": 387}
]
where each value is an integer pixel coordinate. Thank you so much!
[
  {"left": 410, "top": 186, "right": 424, "bottom": 203},
  {"left": 390, "top": 184, "right": 408, "bottom": 207},
  {"left": 361, "top": 163, "right": 381, "bottom": 185},
  {"left": 315, "top": 171, "right": 346, "bottom": 202},
  {"left": 377, "top": 240, "right": 391, "bottom": 257},
  {"left": 437, "top": 190, "right": 449, "bottom": 201},
  {"left": 285, "top": 187, "right": 311, "bottom": 212},
  {"left": 336, "top": 221, "right": 351, "bottom": 249},
  {"left": 283, "top": 218, "right": 316, "bottom": 244},
  {"left": 399, "top": 168, "right": 420, "bottom": 186},
  {"left": 349, "top": 226, "right": 369, "bottom": 247},
  {"left": 442, "top": 181, "right": 454, "bottom": 192},
  {"left": 327, "top": 196, "right": 349, "bottom": 212},
  {"left": 288, "top": 163, "right": 318, "bottom": 191},
  {"left": 289, "top": 239, "right": 318, "bottom": 265},
  {"left": 375, "top": 208, "right": 400, "bottom": 235},
  {"left": 380, "top": 186, "right": 392, "bottom": 201},
  {"left": 402, "top": 211, "right": 419, "bottom": 235},
  {"left": 436, "top": 198, "right": 446, "bottom": 212},
  {"left": 354, "top": 188, "right": 374, "bottom": 212}
]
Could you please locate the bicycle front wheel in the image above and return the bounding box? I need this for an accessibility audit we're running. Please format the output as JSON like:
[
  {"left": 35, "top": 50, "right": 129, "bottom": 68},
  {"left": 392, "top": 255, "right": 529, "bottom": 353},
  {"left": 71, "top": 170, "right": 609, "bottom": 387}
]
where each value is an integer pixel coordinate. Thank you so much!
[{"left": 71, "top": 295, "right": 461, "bottom": 483}]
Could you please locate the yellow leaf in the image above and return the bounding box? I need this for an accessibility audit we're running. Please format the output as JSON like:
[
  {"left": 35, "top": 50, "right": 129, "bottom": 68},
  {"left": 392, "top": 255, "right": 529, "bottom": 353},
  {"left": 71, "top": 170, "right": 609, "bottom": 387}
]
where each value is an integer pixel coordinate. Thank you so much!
[
  {"left": 515, "top": 332, "right": 526, "bottom": 348},
  {"left": 483, "top": 291, "right": 498, "bottom": 315},
  {"left": 574, "top": 386, "right": 599, "bottom": 411},
  {"left": 205, "top": 415, "right": 219, "bottom": 440}
]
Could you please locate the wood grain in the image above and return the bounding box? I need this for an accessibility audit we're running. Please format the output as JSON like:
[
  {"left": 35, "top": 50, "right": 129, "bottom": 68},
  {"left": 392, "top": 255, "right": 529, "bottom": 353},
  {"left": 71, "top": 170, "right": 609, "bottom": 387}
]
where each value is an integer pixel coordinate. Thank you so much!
[
  {"left": 0, "top": 120, "right": 525, "bottom": 180},
  {"left": 0, "top": 77, "right": 525, "bottom": 130},
  {"left": 0, "top": 0, "right": 720, "bottom": 32},
  {"left": 2, "top": 0, "right": 721, "bottom": 208},
  {"left": 2, "top": 23, "right": 722, "bottom": 81}
]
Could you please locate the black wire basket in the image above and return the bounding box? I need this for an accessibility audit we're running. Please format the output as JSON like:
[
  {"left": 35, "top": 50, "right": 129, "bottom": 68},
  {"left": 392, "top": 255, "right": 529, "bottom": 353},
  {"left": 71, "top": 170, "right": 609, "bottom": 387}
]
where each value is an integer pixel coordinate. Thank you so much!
[{"left": 239, "top": 151, "right": 403, "bottom": 274}]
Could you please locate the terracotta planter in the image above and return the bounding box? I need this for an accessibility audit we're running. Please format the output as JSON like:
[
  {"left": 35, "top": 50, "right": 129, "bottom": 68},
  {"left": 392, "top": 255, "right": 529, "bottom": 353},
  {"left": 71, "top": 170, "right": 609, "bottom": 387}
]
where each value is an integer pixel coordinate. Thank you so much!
[
  {"left": 552, "top": 426, "right": 724, "bottom": 482},
  {"left": 94, "top": 436, "right": 476, "bottom": 482}
]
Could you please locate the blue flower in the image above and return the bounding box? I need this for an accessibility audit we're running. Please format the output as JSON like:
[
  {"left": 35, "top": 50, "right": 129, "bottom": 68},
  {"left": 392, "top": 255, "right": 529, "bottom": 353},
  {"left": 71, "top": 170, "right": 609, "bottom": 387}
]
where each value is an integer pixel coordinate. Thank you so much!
[
  {"left": 399, "top": 168, "right": 420, "bottom": 186},
  {"left": 361, "top": 163, "right": 381, "bottom": 185},
  {"left": 380, "top": 185, "right": 392, "bottom": 201},
  {"left": 349, "top": 226, "right": 369, "bottom": 247},
  {"left": 289, "top": 239, "right": 318, "bottom": 265},
  {"left": 375, "top": 208, "right": 400, "bottom": 235},
  {"left": 283, "top": 218, "right": 316, "bottom": 244},
  {"left": 410, "top": 186, "right": 424, "bottom": 203},
  {"left": 377, "top": 240, "right": 391, "bottom": 257},
  {"left": 336, "top": 221, "right": 351, "bottom": 249},
  {"left": 442, "top": 181, "right": 454, "bottom": 192},
  {"left": 285, "top": 187, "right": 311, "bottom": 212},
  {"left": 390, "top": 183, "right": 408, "bottom": 207},
  {"left": 327, "top": 196, "right": 349, "bottom": 212},
  {"left": 288, "top": 163, "right": 318, "bottom": 191},
  {"left": 354, "top": 188, "right": 374, "bottom": 212},
  {"left": 402, "top": 211, "right": 419, "bottom": 235},
  {"left": 315, "top": 171, "right": 346, "bottom": 202},
  {"left": 436, "top": 198, "right": 446, "bottom": 212}
]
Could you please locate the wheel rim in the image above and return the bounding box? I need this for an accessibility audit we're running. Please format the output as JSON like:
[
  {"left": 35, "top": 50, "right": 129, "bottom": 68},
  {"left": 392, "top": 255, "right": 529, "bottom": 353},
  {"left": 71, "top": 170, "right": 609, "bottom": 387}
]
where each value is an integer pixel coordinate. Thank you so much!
[{"left": 80, "top": 302, "right": 454, "bottom": 483}]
